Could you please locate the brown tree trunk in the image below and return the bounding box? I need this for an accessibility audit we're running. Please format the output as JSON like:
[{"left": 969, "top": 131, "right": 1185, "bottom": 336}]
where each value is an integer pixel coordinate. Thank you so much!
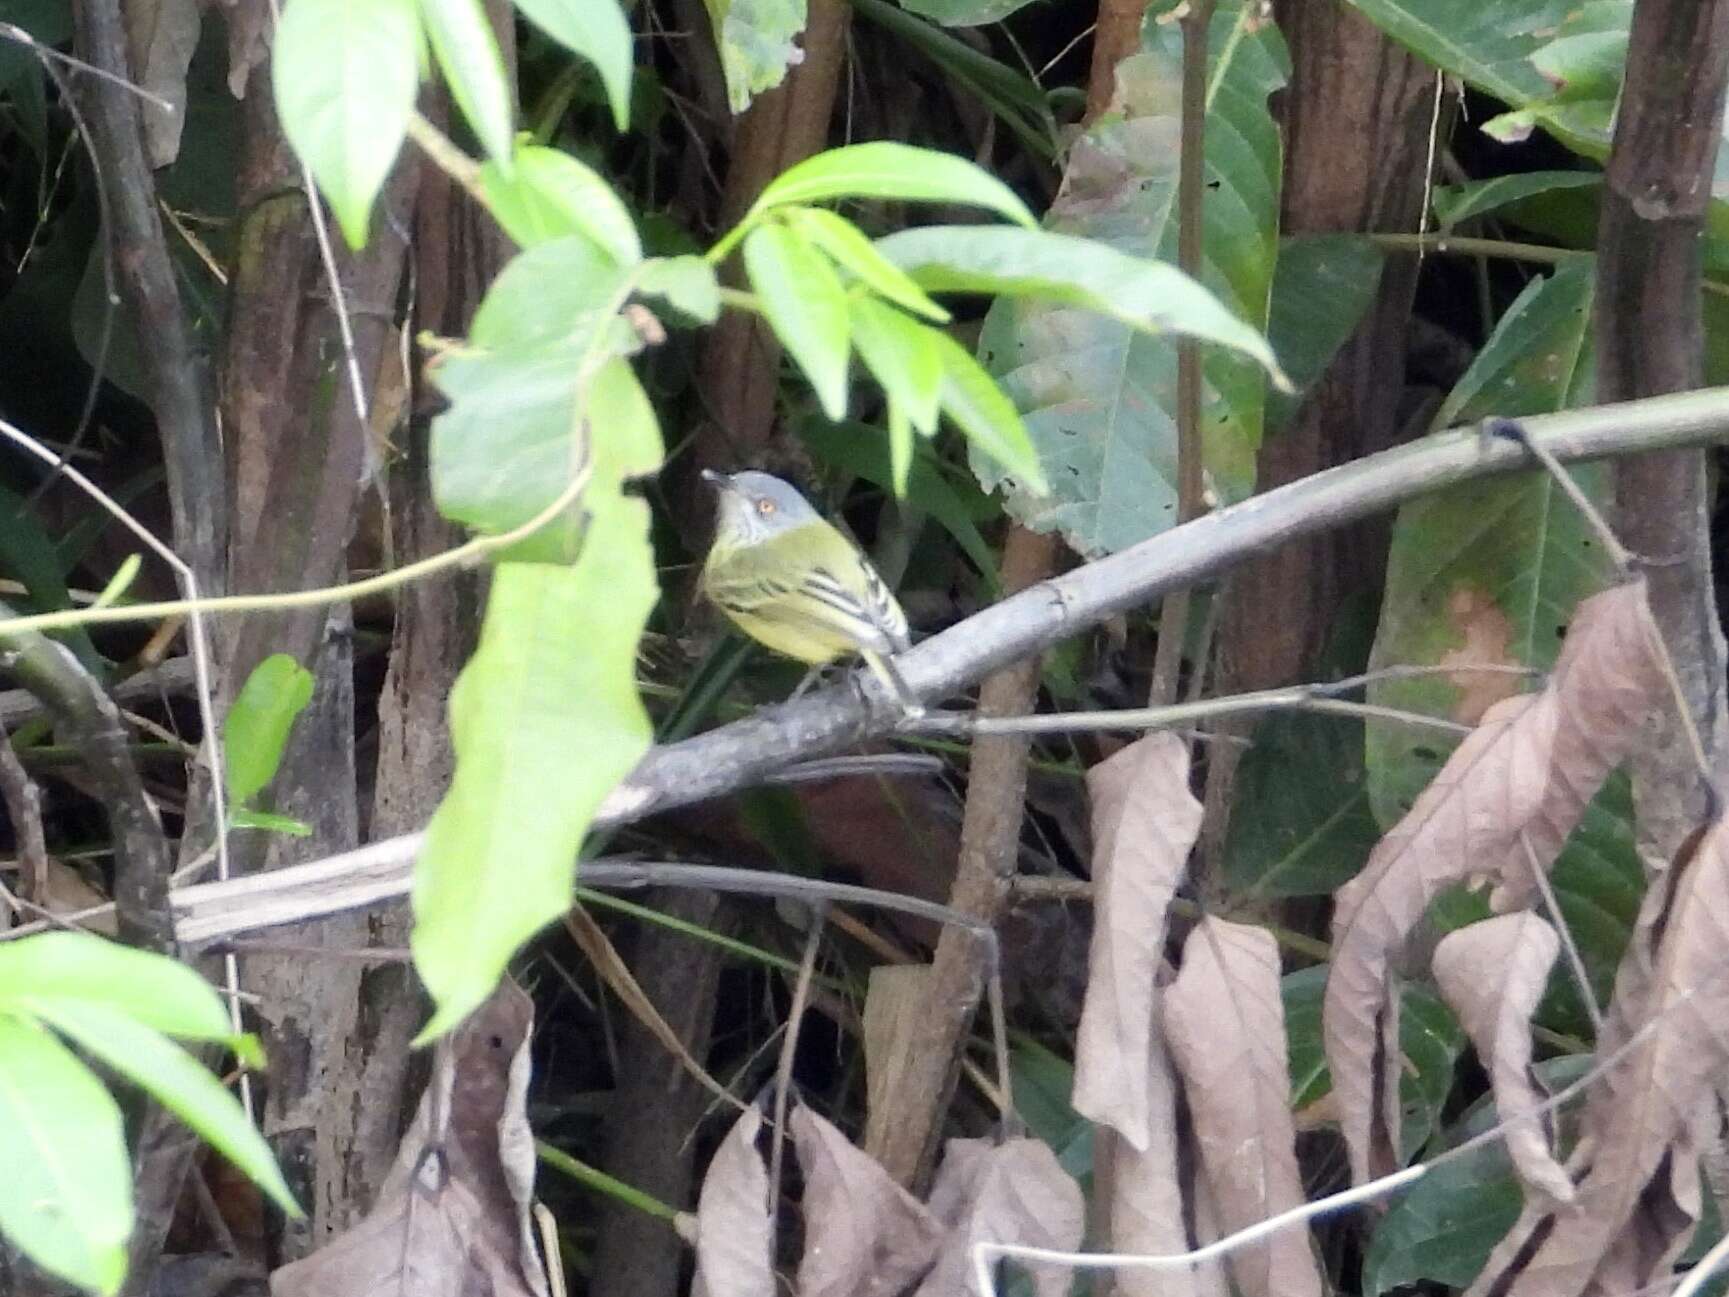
[{"left": 1597, "top": 0, "right": 1729, "bottom": 861}]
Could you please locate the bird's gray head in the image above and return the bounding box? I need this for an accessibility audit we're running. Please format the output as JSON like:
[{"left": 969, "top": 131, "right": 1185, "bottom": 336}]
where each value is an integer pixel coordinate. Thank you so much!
[{"left": 702, "top": 469, "right": 821, "bottom": 544}]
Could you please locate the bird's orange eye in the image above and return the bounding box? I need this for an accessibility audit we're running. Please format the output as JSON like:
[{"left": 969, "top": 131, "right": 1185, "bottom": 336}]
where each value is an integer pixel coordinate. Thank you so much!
[{"left": 756, "top": 498, "right": 777, "bottom": 516}]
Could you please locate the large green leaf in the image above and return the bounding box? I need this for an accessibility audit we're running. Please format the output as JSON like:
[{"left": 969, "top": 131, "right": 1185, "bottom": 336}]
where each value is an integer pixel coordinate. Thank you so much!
[
  {"left": 414, "top": 365, "right": 660, "bottom": 1038},
  {"left": 1431, "top": 171, "right": 1602, "bottom": 228},
  {"left": 479, "top": 145, "right": 642, "bottom": 262},
  {"left": 753, "top": 142, "right": 1036, "bottom": 227},
  {"left": 429, "top": 238, "right": 641, "bottom": 559},
  {"left": 1262, "top": 234, "right": 1386, "bottom": 436},
  {"left": 742, "top": 222, "right": 851, "bottom": 420},
  {"left": 271, "top": 0, "right": 421, "bottom": 248},
  {"left": 27, "top": 1002, "right": 297, "bottom": 1216},
  {"left": 510, "top": 0, "right": 633, "bottom": 129},
  {"left": 969, "top": 2, "right": 1287, "bottom": 556},
  {"left": 704, "top": 0, "right": 806, "bottom": 112},
  {"left": 223, "top": 653, "right": 314, "bottom": 807},
  {"left": 0, "top": 1016, "right": 130, "bottom": 1295},
  {"left": 1366, "top": 261, "right": 1614, "bottom": 827},
  {"left": 1284, "top": 966, "right": 1466, "bottom": 1159},
  {"left": 417, "top": 0, "right": 514, "bottom": 165}
]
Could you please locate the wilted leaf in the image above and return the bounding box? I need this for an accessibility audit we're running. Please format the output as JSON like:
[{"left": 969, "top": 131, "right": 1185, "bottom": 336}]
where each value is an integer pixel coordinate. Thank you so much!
[
  {"left": 1072, "top": 733, "right": 1202, "bottom": 1150},
  {"left": 1166, "top": 920, "right": 1322, "bottom": 1297},
  {"left": 272, "top": 983, "right": 548, "bottom": 1297},
  {"left": 1469, "top": 820, "right": 1729, "bottom": 1297},
  {"left": 1326, "top": 581, "right": 1668, "bottom": 1183},
  {"left": 917, "top": 1137, "right": 1084, "bottom": 1297},
  {"left": 971, "top": 4, "right": 1287, "bottom": 556},
  {"left": 124, "top": 0, "right": 200, "bottom": 166},
  {"left": 791, "top": 1102, "right": 943, "bottom": 1297},
  {"left": 1431, "top": 913, "right": 1572, "bottom": 1202},
  {"left": 692, "top": 1107, "right": 773, "bottom": 1297}
]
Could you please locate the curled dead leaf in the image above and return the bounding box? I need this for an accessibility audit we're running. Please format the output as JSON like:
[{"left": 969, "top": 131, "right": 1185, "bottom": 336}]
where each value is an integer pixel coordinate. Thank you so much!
[
  {"left": 1431, "top": 912, "right": 1572, "bottom": 1203},
  {"left": 1325, "top": 581, "right": 1668, "bottom": 1183},
  {"left": 692, "top": 1107, "right": 773, "bottom": 1297},
  {"left": 917, "top": 1138, "right": 1084, "bottom": 1297},
  {"left": 1165, "top": 920, "right": 1322, "bottom": 1297},
  {"left": 1072, "top": 733, "right": 1202, "bottom": 1150}
]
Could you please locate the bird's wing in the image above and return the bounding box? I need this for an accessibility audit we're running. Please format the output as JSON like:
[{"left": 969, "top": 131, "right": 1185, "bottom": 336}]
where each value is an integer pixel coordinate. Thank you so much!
[
  {"left": 706, "top": 562, "right": 906, "bottom": 656},
  {"left": 807, "top": 559, "right": 911, "bottom": 654}
]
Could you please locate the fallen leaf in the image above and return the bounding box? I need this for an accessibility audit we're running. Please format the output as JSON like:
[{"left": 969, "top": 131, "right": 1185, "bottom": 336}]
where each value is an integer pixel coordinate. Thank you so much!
[
  {"left": 917, "top": 1137, "right": 1084, "bottom": 1297},
  {"left": 1072, "top": 733, "right": 1202, "bottom": 1150},
  {"left": 1165, "top": 920, "right": 1322, "bottom": 1297},
  {"left": 1325, "top": 581, "right": 1667, "bottom": 1183},
  {"left": 691, "top": 1106, "right": 773, "bottom": 1297},
  {"left": 1431, "top": 912, "right": 1572, "bottom": 1202},
  {"left": 791, "top": 1102, "right": 942, "bottom": 1297},
  {"left": 270, "top": 981, "right": 549, "bottom": 1297}
]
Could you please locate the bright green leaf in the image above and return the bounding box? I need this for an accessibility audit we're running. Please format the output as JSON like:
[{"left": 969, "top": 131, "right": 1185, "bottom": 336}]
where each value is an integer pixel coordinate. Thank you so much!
[
  {"left": 0, "top": 932, "right": 244, "bottom": 1045},
  {"left": 223, "top": 653, "right": 314, "bottom": 807},
  {"left": 0, "top": 1015, "right": 130, "bottom": 1295},
  {"left": 879, "top": 226, "right": 1286, "bottom": 386},
  {"left": 26, "top": 1002, "right": 299, "bottom": 1217},
  {"left": 511, "top": 0, "right": 633, "bottom": 128},
  {"left": 704, "top": 0, "right": 806, "bottom": 112},
  {"left": 742, "top": 223, "right": 852, "bottom": 420},
  {"left": 927, "top": 326, "right": 1045, "bottom": 494},
  {"left": 479, "top": 145, "right": 641, "bottom": 262},
  {"left": 849, "top": 297, "right": 942, "bottom": 435},
  {"left": 636, "top": 256, "right": 722, "bottom": 324},
  {"left": 272, "top": 0, "right": 421, "bottom": 248},
  {"left": 784, "top": 207, "right": 948, "bottom": 322},
  {"left": 754, "top": 141, "right": 1036, "bottom": 227},
  {"left": 232, "top": 808, "right": 314, "bottom": 836},
  {"left": 417, "top": 0, "right": 514, "bottom": 166},
  {"left": 413, "top": 509, "right": 658, "bottom": 1038}
]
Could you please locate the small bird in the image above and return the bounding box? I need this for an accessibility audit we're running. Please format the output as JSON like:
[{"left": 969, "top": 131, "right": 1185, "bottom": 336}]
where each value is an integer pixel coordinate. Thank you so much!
[{"left": 699, "top": 469, "right": 922, "bottom": 714}]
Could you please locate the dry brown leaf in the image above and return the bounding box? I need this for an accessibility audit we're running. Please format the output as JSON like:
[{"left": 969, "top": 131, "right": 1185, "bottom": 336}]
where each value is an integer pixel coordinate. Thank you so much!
[
  {"left": 1164, "top": 920, "right": 1322, "bottom": 1297},
  {"left": 916, "top": 1137, "right": 1084, "bottom": 1297},
  {"left": 1072, "top": 732, "right": 1202, "bottom": 1149},
  {"left": 1431, "top": 912, "right": 1572, "bottom": 1203},
  {"left": 790, "top": 1102, "right": 943, "bottom": 1297},
  {"left": 1466, "top": 816, "right": 1729, "bottom": 1297},
  {"left": 124, "top": 0, "right": 201, "bottom": 166},
  {"left": 1325, "top": 581, "right": 1667, "bottom": 1183},
  {"left": 691, "top": 1107, "right": 773, "bottom": 1297},
  {"left": 271, "top": 981, "right": 549, "bottom": 1297}
]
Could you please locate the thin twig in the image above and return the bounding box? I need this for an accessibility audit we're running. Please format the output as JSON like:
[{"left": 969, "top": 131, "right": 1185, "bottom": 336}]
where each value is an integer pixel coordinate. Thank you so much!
[
  {"left": 0, "top": 726, "right": 49, "bottom": 906},
  {"left": 1519, "top": 831, "right": 1603, "bottom": 1036},
  {"left": 768, "top": 905, "right": 827, "bottom": 1241}
]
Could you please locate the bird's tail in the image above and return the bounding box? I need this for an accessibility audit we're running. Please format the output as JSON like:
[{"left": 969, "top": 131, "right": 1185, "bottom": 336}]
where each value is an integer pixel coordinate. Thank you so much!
[{"left": 860, "top": 648, "right": 924, "bottom": 718}]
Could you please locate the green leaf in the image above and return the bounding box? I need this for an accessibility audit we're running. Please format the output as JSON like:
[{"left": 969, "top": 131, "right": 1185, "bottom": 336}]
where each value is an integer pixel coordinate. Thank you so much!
[
  {"left": 510, "top": 0, "right": 633, "bottom": 128},
  {"left": 742, "top": 223, "right": 852, "bottom": 420},
  {"left": 413, "top": 510, "right": 658, "bottom": 1039},
  {"left": 1283, "top": 967, "right": 1466, "bottom": 1158},
  {"left": 898, "top": 0, "right": 1044, "bottom": 26},
  {"left": 703, "top": 0, "right": 806, "bottom": 112},
  {"left": 1363, "top": 1139, "right": 1523, "bottom": 1295},
  {"left": 799, "top": 418, "right": 1000, "bottom": 585},
  {"left": 1263, "top": 235, "right": 1386, "bottom": 436},
  {"left": 927, "top": 327, "right": 1045, "bottom": 494},
  {"left": 26, "top": 1002, "right": 299, "bottom": 1217},
  {"left": 1222, "top": 710, "right": 1382, "bottom": 899},
  {"left": 754, "top": 141, "right": 1036, "bottom": 227},
  {"left": 417, "top": 0, "right": 514, "bottom": 166},
  {"left": 479, "top": 145, "right": 641, "bottom": 262},
  {"left": 0, "top": 1015, "right": 130, "bottom": 1295},
  {"left": 1431, "top": 171, "right": 1602, "bottom": 228},
  {"left": 636, "top": 256, "right": 721, "bottom": 324},
  {"left": 232, "top": 808, "right": 314, "bottom": 836},
  {"left": 272, "top": 0, "right": 421, "bottom": 248},
  {"left": 961, "top": 5, "right": 1289, "bottom": 557},
  {"left": 1367, "top": 261, "right": 1614, "bottom": 828},
  {"left": 1010, "top": 1040, "right": 1093, "bottom": 1184},
  {"left": 881, "top": 226, "right": 1286, "bottom": 383},
  {"left": 223, "top": 653, "right": 314, "bottom": 807},
  {"left": 0, "top": 932, "right": 248, "bottom": 1047},
  {"left": 849, "top": 297, "right": 943, "bottom": 435},
  {"left": 429, "top": 239, "right": 641, "bottom": 558},
  {"left": 0, "top": 482, "right": 103, "bottom": 674},
  {"left": 785, "top": 207, "right": 948, "bottom": 322}
]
